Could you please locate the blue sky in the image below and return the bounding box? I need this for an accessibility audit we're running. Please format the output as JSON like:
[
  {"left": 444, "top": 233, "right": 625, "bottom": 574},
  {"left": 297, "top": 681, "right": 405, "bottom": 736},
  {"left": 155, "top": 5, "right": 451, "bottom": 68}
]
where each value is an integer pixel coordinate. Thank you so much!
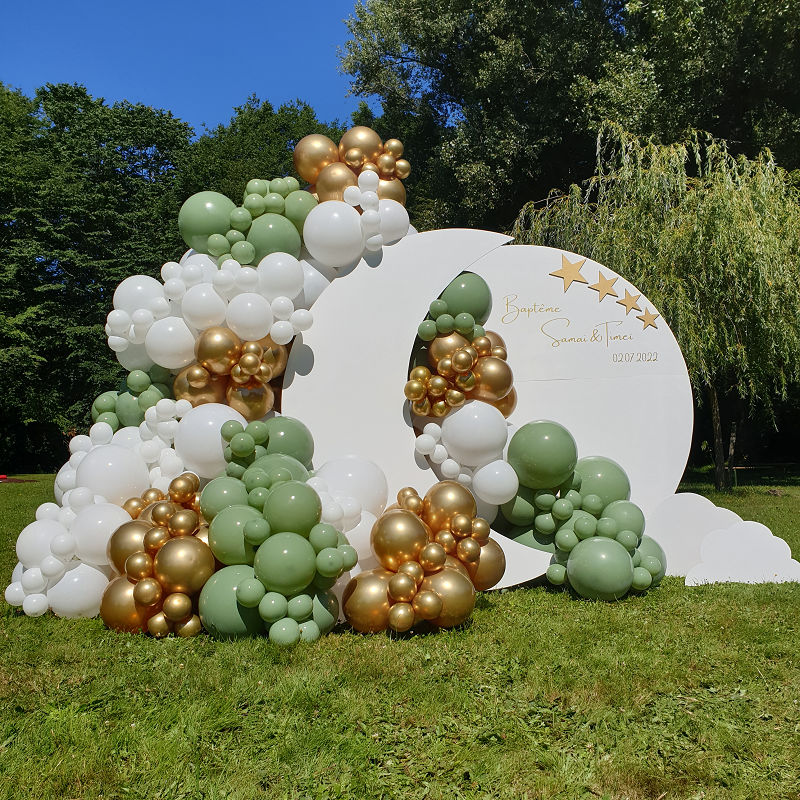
[{"left": 0, "top": 0, "right": 370, "bottom": 133}]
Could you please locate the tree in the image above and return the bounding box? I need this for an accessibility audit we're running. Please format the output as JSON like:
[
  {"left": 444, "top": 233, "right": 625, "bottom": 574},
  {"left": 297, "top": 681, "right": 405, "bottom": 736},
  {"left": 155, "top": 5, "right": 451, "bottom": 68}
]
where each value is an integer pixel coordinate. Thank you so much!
[{"left": 513, "top": 125, "right": 800, "bottom": 489}]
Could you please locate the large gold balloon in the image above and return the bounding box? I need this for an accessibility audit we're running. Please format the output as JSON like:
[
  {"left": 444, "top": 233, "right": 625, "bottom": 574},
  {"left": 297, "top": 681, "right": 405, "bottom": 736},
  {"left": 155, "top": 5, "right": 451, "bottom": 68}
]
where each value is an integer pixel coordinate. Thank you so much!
[
  {"left": 196, "top": 327, "right": 242, "bottom": 375},
  {"left": 153, "top": 536, "right": 215, "bottom": 595},
  {"left": 100, "top": 577, "right": 155, "bottom": 633},
  {"left": 226, "top": 382, "right": 275, "bottom": 421},
  {"left": 428, "top": 332, "right": 470, "bottom": 368},
  {"left": 338, "top": 126, "right": 383, "bottom": 163},
  {"left": 371, "top": 509, "right": 430, "bottom": 571},
  {"left": 419, "top": 568, "right": 475, "bottom": 628},
  {"left": 342, "top": 568, "right": 394, "bottom": 633},
  {"left": 316, "top": 162, "right": 358, "bottom": 202},
  {"left": 107, "top": 520, "right": 151, "bottom": 574},
  {"left": 293, "top": 134, "right": 340, "bottom": 184},
  {"left": 422, "top": 481, "right": 477, "bottom": 533},
  {"left": 466, "top": 538, "right": 506, "bottom": 591},
  {"left": 377, "top": 177, "right": 406, "bottom": 206},
  {"left": 470, "top": 356, "right": 513, "bottom": 402},
  {"left": 173, "top": 365, "right": 228, "bottom": 407},
  {"left": 487, "top": 387, "right": 517, "bottom": 418},
  {"left": 444, "top": 555, "right": 471, "bottom": 578}
]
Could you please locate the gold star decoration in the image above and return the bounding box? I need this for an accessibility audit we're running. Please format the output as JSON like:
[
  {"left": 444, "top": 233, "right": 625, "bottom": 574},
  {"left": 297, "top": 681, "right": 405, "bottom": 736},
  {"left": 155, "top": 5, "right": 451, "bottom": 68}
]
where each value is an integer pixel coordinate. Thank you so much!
[
  {"left": 637, "top": 307, "right": 659, "bottom": 330},
  {"left": 588, "top": 271, "right": 618, "bottom": 302},
  {"left": 616, "top": 289, "right": 642, "bottom": 315},
  {"left": 549, "top": 254, "right": 588, "bottom": 292}
]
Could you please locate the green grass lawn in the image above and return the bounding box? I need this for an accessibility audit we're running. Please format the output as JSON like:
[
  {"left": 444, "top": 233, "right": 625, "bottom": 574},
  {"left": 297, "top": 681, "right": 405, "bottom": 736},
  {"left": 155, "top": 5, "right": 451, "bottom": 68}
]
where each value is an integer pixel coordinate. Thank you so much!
[{"left": 1, "top": 474, "right": 799, "bottom": 800}]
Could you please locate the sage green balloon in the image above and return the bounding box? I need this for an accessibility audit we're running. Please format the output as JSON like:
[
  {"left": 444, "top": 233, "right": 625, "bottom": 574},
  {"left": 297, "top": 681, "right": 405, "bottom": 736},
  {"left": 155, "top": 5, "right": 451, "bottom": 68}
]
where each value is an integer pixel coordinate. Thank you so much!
[
  {"left": 231, "top": 240, "right": 256, "bottom": 265},
  {"left": 251, "top": 453, "right": 309, "bottom": 482},
  {"left": 246, "top": 178, "right": 269, "bottom": 196},
  {"left": 546, "top": 563, "right": 567, "bottom": 585},
  {"left": 507, "top": 421, "right": 577, "bottom": 490},
  {"left": 636, "top": 535, "right": 667, "bottom": 586},
  {"left": 115, "top": 391, "right": 143, "bottom": 427},
  {"left": 209, "top": 504, "right": 261, "bottom": 565},
  {"left": 236, "top": 577, "right": 266, "bottom": 608},
  {"left": 263, "top": 481, "right": 321, "bottom": 536},
  {"left": 265, "top": 416, "right": 314, "bottom": 467},
  {"left": 299, "top": 620, "right": 321, "bottom": 642},
  {"left": 229, "top": 206, "right": 253, "bottom": 232},
  {"left": 263, "top": 192, "right": 285, "bottom": 214},
  {"left": 603, "top": 500, "right": 645, "bottom": 539},
  {"left": 148, "top": 364, "right": 172, "bottom": 385},
  {"left": 439, "top": 271, "right": 492, "bottom": 323},
  {"left": 243, "top": 193, "right": 266, "bottom": 218},
  {"left": 200, "top": 476, "right": 250, "bottom": 521},
  {"left": 309, "top": 523, "right": 339, "bottom": 553},
  {"left": 92, "top": 390, "right": 118, "bottom": 420},
  {"left": 96, "top": 411, "right": 119, "bottom": 430},
  {"left": 207, "top": 233, "right": 230, "bottom": 257},
  {"left": 284, "top": 190, "right": 318, "bottom": 235},
  {"left": 246, "top": 213, "right": 301, "bottom": 261},
  {"left": 269, "top": 178, "right": 290, "bottom": 197},
  {"left": 258, "top": 591, "right": 288, "bottom": 623},
  {"left": 126, "top": 370, "right": 151, "bottom": 393},
  {"left": 254, "top": 531, "right": 316, "bottom": 595},
  {"left": 575, "top": 456, "right": 631, "bottom": 507},
  {"left": 566, "top": 537, "right": 634, "bottom": 601},
  {"left": 269, "top": 617, "right": 301, "bottom": 645},
  {"left": 198, "top": 564, "right": 264, "bottom": 639},
  {"left": 312, "top": 590, "right": 339, "bottom": 634},
  {"left": 178, "top": 191, "right": 236, "bottom": 253},
  {"left": 631, "top": 566, "right": 653, "bottom": 591},
  {"left": 137, "top": 386, "right": 163, "bottom": 411},
  {"left": 287, "top": 593, "right": 313, "bottom": 622},
  {"left": 226, "top": 229, "right": 245, "bottom": 245}
]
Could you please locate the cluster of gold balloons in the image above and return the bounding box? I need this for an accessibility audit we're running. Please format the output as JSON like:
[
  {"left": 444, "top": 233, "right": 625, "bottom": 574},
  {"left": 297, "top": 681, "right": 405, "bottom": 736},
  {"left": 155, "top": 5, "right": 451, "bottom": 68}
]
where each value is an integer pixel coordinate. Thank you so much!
[
  {"left": 405, "top": 331, "right": 517, "bottom": 419},
  {"left": 173, "top": 327, "right": 288, "bottom": 421},
  {"left": 342, "top": 481, "right": 506, "bottom": 633},
  {"left": 293, "top": 126, "right": 410, "bottom": 205},
  {"left": 101, "top": 473, "right": 216, "bottom": 638}
]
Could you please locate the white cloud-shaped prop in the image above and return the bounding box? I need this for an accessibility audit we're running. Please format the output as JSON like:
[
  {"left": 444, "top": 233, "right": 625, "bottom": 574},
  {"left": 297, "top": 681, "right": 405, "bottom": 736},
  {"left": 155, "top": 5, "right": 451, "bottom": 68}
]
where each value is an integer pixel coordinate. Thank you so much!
[{"left": 685, "top": 522, "right": 800, "bottom": 585}]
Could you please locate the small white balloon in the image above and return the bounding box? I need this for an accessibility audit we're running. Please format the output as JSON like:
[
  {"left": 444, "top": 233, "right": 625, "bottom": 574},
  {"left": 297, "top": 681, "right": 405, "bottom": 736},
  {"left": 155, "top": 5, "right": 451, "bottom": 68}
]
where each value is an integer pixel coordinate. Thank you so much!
[
  {"left": 132, "top": 308, "right": 155, "bottom": 327},
  {"left": 89, "top": 422, "right": 114, "bottom": 445},
  {"left": 69, "top": 435, "right": 93, "bottom": 454},
  {"left": 379, "top": 199, "right": 410, "bottom": 244},
  {"left": 55, "top": 464, "right": 77, "bottom": 492},
  {"left": 358, "top": 171, "right": 380, "bottom": 192},
  {"left": 271, "top": 296, "right": 294, "bottom": 320},
  {"left": 423, "top": 423, "right": 442, "bottom": 441},
  {"left": 414, "top": 434, "right": 436, "bottom": 456},
  {"left": 68, "top": 487, "right": 94, "bottom": 509},
  {"left": 226, "top": 292, "right": 273, "bottom": 340},
  {"left": 257, "top": 252, "right": 305, "bottom": 301},
  {"left": 343, "top": 185, "right": 362, "bottom": 206},
  {"left": 270, "top": 320, "right": 295, "bottom": 345},
  {"left": 234, "top": 266, "right": 259, "bottom": 291},
  {"left": 112, "top": 426, "right": 143, "bottom": 450},
  {"left": 289, "top": 309, "right": 313, "bottom": 332},
  {"left": 4, "top": 582, "right": 25, "bottom": 607},
  {"left": 144, "top": 316, "right": 196, "bottom": 370},
  {"left": 155, "top": 398, "right": 177, "bottom": 420},
  {"left": 365, "top": 234, "right": 384, "bottom": 251},
  {"left": 360, "top": 190, "right": 379, "bottom": 211},
  {"left": 440, "top": 459, "right": 461, "bottom": 479},
  {"left": 58, "top": 507, "right": 77, "bottom": 530},
  {"left": 148, "top": 296, "right": 171, "bottom": 320},
  {"left": 175, "top": 399, "right": 193, "bottom": 417},
  {"left": 107, "top": 309, "right": 131, "bottom": 335},
  {"left": 114, "top": 275, "right": 165, "bottom": 314},
  {"left": 156, "top": 420, "right": 179, "bottom": 442},
  {"left": 360, "top": 209, "right": 381, "bottom": 235},
  {"left": 181, "top": 283, "right": 226, "bottom": 329},
  {"left": 181, "top": 262, "right": 203, "bottom": 287},
  {"left": 472, "top": 459, "right": 520, "bottom": 505},
  {"left": 40, "top": 555, "right": 67, "bottom": 581},
  {"left": 220, "top": 258, "right": 241, "bottom": 274},
  {"left": 23, "top": 593, "right": 49, "bottom": 617},
  {"left": 21, "top": 567, "right": 47, "bottom": 594},
  {"left": 35, "top": 502, "right": 61, "bottom": 521},
  {"left": 107, "top": 336, "right": 129, "bottom": 353},
  {"left": 430, "top": 445, "right": 448, "bottom": 464},
  {"left": 161, "top": 261, "right": 182, "bottom": 281}
]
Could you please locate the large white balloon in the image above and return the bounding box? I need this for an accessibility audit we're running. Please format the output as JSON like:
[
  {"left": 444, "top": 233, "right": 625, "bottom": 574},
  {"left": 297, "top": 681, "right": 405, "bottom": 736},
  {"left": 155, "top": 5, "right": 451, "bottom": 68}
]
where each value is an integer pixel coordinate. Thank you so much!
[
  {"left": 181, "top": 283, "right": 226, "bottom": 329},
  {"left": 378, "top": 199, "right": 410, "bottom": 244},
  {"left": 72, "top": 503, "right": 131, "bottom": 566},
  {"left": 47, "top": 563, "right": 109, "bottom": 618},
  {"left": 313, "top": 457, "right": 388, "bottom": 518},
  {"left": 144, "top": 316, "right": 196, "bottom": 369},
  {"left": 440, "top": 401, "right": 509, "bottom": 468},
  {"left": 302, "top": 202, "right": 365, "bottom": 268},
  {"left": 16, "top": 519, "right": 67, "bottom": 569},
  {"left": 471, "top": 459, "right": 520, "bottom": 505},
  {"left": 173, "top": 403, "right": 247, "bottom": 479},
  {"left": 74, "top": 444, "right": 150, "bottom": 505},
  {"left": 113, "top": 275, "right": 164, "bottom": 314},
  {"left": 257, "top": 253, "right": 305, "bottom": 301},
  {"left": 225, "top": 293, "right": 273, "bottom": 341}
]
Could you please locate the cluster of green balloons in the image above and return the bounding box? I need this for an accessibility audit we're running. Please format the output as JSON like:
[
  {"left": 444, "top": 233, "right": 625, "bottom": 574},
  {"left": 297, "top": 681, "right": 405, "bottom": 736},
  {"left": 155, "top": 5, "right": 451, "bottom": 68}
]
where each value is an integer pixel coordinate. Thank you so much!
[
  {"left": 91, "top": 366, "right": 174, "bottom": 431},
  {"left": 416, "top": 272, "right": 493, "bottom": 342},
  {"left": 498, "top": 420, "right": 666, "bottom": 600},
  {"left": 177, "top": 178, "right": 318, "bottom": 266},
  {"left": 197, "top": 417, "right": 357, "bottom": 644}
]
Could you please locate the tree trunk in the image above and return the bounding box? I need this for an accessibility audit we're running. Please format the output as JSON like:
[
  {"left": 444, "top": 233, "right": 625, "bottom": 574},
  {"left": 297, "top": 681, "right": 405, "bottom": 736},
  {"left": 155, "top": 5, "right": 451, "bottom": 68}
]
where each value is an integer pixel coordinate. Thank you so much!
[
  {"left": 727, "top": 412, "right": 738, "bottom": 488},
  {"left": 708, "top": 384, "right": 730, "bottom": 491}
]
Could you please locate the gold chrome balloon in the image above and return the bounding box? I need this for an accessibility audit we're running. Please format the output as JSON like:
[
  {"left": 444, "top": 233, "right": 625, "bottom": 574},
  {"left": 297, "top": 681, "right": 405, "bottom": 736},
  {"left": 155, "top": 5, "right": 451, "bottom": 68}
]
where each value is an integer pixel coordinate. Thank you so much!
[
  {"left": 472, "top": 336, "right": 493, "bottom": 357},
  {"left": 151, "top": 501, "right": 177, "bottom": 528},
  {"left": 122, "top": 497, "right": 145, "bottom": 519},
  {"left": 226, "top": 382, "right": 275, "bottom": 422},
  {"left": 173, "top": 365, "right": 228, "bottom": 408},
  {"left": 338, "top": 126, "right": 383, "bottom": 163},
  {"left": 435, "top": 530, "right": 457, "bottom": 554},
  {"left": 257, "top": 335, "right": 289, "bottom": 379},
  {"left": 316, "top": 162, "right": 358, "bottom": 202},
  {"left": 147, "top": 611, "right": 173, "bottom": 638},
  {"left": 398, "top": 561, "right": 425, "bottom": 586},
  {"left": 293, "top": 134, "right": 340, "bottom": 184},
  {"left": 404, "top": 380, "right": 426, "bottom": 401},
  {"left": 467, "top": 538, "right": 506, "bottom": 591},
  {"left": 420, "top": 568, "right": 475, "bottom": 628},
  {"left": 153, "top": 536, "right": 216, "bottom": 595},
  {"left": 168, "top": 476, "right": 195, "bottom": 505},
  {"left": 487, "top": 387, "right": 517, "bottom": 418},
  {"left": 492, "top": 346, "right": 508, "bottom": 361},
  {"left": 377, "top": 177, "right": 406, "bottom": 205},
  {"left": 388, "top": 602, "right": 415, "bottom": 632},
  {"left": 371, "top": 509, "right": 430, "bottom": 571},
  {"left": 422, "top": 481, "right": 477, "bottom": 532},
  {"left": 124, "top": 551, "right": 153, "bottom": 581},
  {"left": 484, "top": 330, "right": 506, "bottom": 349},
  {"left": 395, "top": 159, "right": 411, "bottom": 179},
  {"left": 398, "top": 487, "right": 420, "bottom": 502},
  {"left": 457, "top": 537, "right": 481, "bottom": 564},
  {"left": 444, "top": 555, "right": 471, "bottom": 578},
  {"left": 361, "top": 161, "right": 379, "bottom": 175},
  {"left": 450, "top": 513, "right": 473, "bottom": 538},
  {"left": 107, "top": 520, "right": 151, "bottom": 574},
  {"left": 471, "top": 518, "right": 491, "bottom": 545},
  {"left": 411, "top": 589, "right": 443, "bottom": 621},
  {"left": 132, "top": 577, "right": 163, "bottom": 607},
  {"left": 409, "top": 365, "right": 431, "bottom": 382},
  {"left": 167, "top": 509, "right": 199, "bottom": 537},
  {"left": 162, "top": 592, "right": 193, "bottom": 623},
  {"left": 143, "top": 526, "right": 170, "bottom": 556},
  {"left": 376, "top": 152, "right": 396, "bottom": 178},
  {"left": 196, "top": 327, "right": 242, "bottom": 375},
  {"left": 344, "top": 146, "right": 365, "bottom": 170},
  {"left": 100, "top": 577, "right": 154, "bottom": 633},
  {"left": 428, "top": 332, "right": 470, "bottom": 368},
  {"left": 142, "top": 489, "right": 165, "bottom": 505},
  {"left": 419, "top": 542, "right": 447, "bottom": 573},
  {"left": 470, "top": 356, "right": 513, "bottom": 402},
  {"left": 388, "top": 573, "right": 417, "bottom": 603},
  {"left": 174, "top": 614, "right": 203, "bottom": 638},
  {"left": 342, "top": 568, "right": 393, "bottom": 632},
  {"left": 384, "top": 139, "right": 404, "bottom": 158}
]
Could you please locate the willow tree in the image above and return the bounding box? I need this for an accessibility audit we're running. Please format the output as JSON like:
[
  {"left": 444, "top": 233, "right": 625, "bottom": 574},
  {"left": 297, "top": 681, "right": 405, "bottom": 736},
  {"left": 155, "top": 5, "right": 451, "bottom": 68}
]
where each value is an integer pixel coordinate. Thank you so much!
[{"left": 513, "top": 126, "right": 800, "bottom": 489}]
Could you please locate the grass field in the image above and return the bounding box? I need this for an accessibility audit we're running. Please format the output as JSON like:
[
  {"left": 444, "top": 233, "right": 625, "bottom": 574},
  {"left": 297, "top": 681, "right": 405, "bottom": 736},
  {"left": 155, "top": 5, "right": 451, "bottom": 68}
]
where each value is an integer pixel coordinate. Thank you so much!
[{"left": 1, "top": 474, "right": 799, "bottom": 800}]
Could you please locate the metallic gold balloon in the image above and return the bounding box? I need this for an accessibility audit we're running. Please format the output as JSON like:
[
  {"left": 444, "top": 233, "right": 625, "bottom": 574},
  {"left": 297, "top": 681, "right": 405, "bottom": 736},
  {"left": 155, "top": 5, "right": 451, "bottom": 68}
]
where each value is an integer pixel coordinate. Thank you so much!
[
  {"left": 466, "top": 538, "right": 506, "bottom": 591},
  {"left": 239, "top": 353, "right": 261, "bottom": 376},
  {"left": 173, "top": 365, "right": 228, "bottom": 407},
  {"left": 241, "top": 341, "right": 263, "bottom": 358},
  {"left": 472, "top": 336, "right": 493, "bottom": 357},
  {"left": 342, "top": 568, "right": 393, "bottom": 632},
  {"left": 316, "top": 162, "right": 358, "bottom": 202},
  {"left": 431, "top": 401, "right": 449, "bottom": 417},
  {"left": 444, "top": 555, "right": 471, "bottom": 578},
  {"left": 226, "top": 382, "right": 275, "bottom": 421},
  {"left": 397, "top": 487, "right": 419, "bottom": 503},
  {"left": 107, "top": 520, "right": 151, "bottom": 574},
  {"left": 143, "top": 526, "right": 170, "bottom": 556},
  {"left": 420, "top": 568, "right": 475, "bottom": 628},
  {"left": 388, "top": 602, "right": 415, "bottom": 632},
  {"left": 395, "top": 159, "right": 411, "bottom": 179},
  {"left": 162, "top": 592, "right": 193, "bottom": 623},
  {"left": 384, "top": 138, "right": 404, "bottom": 158},
  {"left": 388, "top": 572, "right": 417, "bottom": 603},
  {"left": 411, "top": 589, "right": 443, "bottom": 621},
  {"left": 371, "top": 509, "right": 430, "bottom": 571},
  {"left": 338, "top": 126, "right": 383, "bottom": 163},
  {"left": 344, "top": 146, "right": 365, "bottom": 170},
  {"left": 455, "top": 372, "right": 476, "bottom": 391},
  {"left": 485, "top": 330, "right": 507, "bottom": 349},
  {"left": 168, "top": 476, "right": 195, "bottom": 505},
  {"left": 487, "top": 387, "right": 517, "bottom": 418},
  {"left": 470, "top": 357, "right": 513, "bottom": 402},
  {"left": 174, "top": 614, "right": 203, "bottom": 638},
  {"left": 376, "top": 152, "right": 396, "bottom": 178},
  {"left": 492, "top": 346, "right": 508, "bottom": 361},
  {"left": 167, "top": 509, "right": 199, "bottom": 537},
  {"left": 361, "top": 161, "right": 379, "bottom": 174},
  {"left": 122, "top": 497, "right": 145, "bottom": 519},
  {"left": 377, "top": 177, "right": 406, "bottom": 205},
  {"left": 400, "top": 494, "right": 424, "bottom": 516},
  {"left": 445, "top": 389, "right": 465, "bottom": 408},
  {"left": 293, "top": 134, "right": 340, "bottom": 184},
  {"left": 450, "top": 514, "right": 473, "bottom": 538},
  {"left": 398, "top": 561, "right": 425, "bottom": 586},
  {"left": 151, "top": 501, "right": 177, "bottom": 528},
  {"left": 437, "top": 357, "right": 455, "bottom": 378},
  {"left": 435, "top": 529, "right": 457, "bottom": 554},
  {"left": 428, "top": 332, "right": 470, "bottom": 368},
  {"left": 409, "top": 365, "right": 431, "bottom": 381},
  {"left": 419, "top": 542, "right": 447, "bottom": 573},
  {"left": 452, "top": 349, "right": 475, "bottom": 373},
  {"left": 196, "top": 327, "right": 242, "bottom": 375},
  {"left": 230, "top": 365, "right": 247, "bottom": 385},
  {"left": 411, "top": 398, "right": 431, "bottom": 417},
  {"left": 125, "top": 551, "right": 153, "bottom": 581},
  {"left": 142, "top": 489, "right": 165, "bottom": 505},
  {"left": 428, "top": 375, "right": 448, "bottom": 396},
  {"left": 256, "top": 335, "right": 288, "bottom": 378},
  {"left": 457, "top": 537, "right": 481, "bottom": 564},
  {"left": 147, "top": 611, "right": 173, "bottom": 638},
  {"left": 153, "top": 536, "right": 216, "bottom": 595},
  {"left": 471, "top": 518, "right": 491, "bottom": 545},
  {"left": 184, "top": 473, "right": 201, "bottom": 493},
  {"left": 100, "top": 577, "right": 154, "bottom": 633},
  {"left": 132, "top": 577, "right": 162, "bottom": 607},
  {"left": 191, "top": 493, "right": 204, "bottom": 517},
  {"left": 422, "top": 481, "right": 477, "bottom": 532},
  {"left": 404, "top": 379, "right": 426, "bottom": 401}
]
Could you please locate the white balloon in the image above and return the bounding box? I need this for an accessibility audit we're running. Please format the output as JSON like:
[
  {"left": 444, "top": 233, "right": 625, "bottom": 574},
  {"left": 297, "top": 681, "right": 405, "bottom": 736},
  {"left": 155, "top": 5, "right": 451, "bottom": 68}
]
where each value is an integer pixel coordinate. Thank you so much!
[
  {"left": 302, "top": 202, "right": 365, "bottom": 269},
  {"left": 360, "top": 191, "right": 379, "bottom": 211},
  {"left": 441, "top": 459, "right": 461, "bottom": 479},
  {"left": 23, "top": 593, "right": 49, "bottom": 617},
  {"left": 213, "top": 270, "right": 235, "bottom": 295},
  {"left": 72, "top": 503, "right": 131, "bottom": 566},
  {"left": 441, "top": 401, "right": 508, "bottom": 467},
  {"left": 181, "top": 262, "right": 203, "bottom": 287},
  {"left": 113, "top": 275, "right": 164, "bottom": 314},
  {"left": 358, "top": 171, "right": 380, "bottom": 193},
  {"left": 296, "top": 260, "right": 332, "bottom": 309},
  {"left": 11, "top": 562, "right": 24, "bottom": 582},
  {"left": 379, "top": 199, "right": 410, "bottom": 244},
  {"left": 234, "top": 266, "right": 259, "bottom": 292},
  {"left": 471, "top": 459, "right": 520, "bottom": 505},
  {"left": 163, "top": 278, "right": 186, "bottom": 300},
  {"left": 67, "top": 486, "right": 94, "bottom": 509},
  {"left": 21, "top": 567, "right": 47, "bottom": 594},
  {"left": 360, "top": 209, "right": 381, "bottom": 235},
  {"left": 107, "top": 309, "right": 131, "bottom": 335},
  {"left": 184, "top": 253, "right": 219, "bottom": 279},
  {"left": 161, "top": 261, "right": 182, "bottom": 281},
  {"left": 341, "top": 510, "right": 377, "bottom": 563},
  {"left": 415, "top": 434, "right": 436, "bottom": 456},
  {"left": 423, "top": 423, "right": 442, "bottom": 441},
  {"left": 365, "top": 234, "right": 384, "bottom": 251},
  {"left": 58, "top": 507, "right": 77, "bottom": 530},
  {"left": 55, "top": 464, "right": 76, "bottom": 494},
  {"left": 89, "top": 422, "right": 114, "bottom": 445},
  {"left": 343, "top": 185, "right": 362, "bottom": 206},
  {"left": 69, "top": 435, "right": 93, "bottom": 454},
  {"left": 269, "top": 320, "right": 295, "bottom": 345},
  {"left": 289, "top": 309, "right": 313, "bottom": 332},
  {"left": 181, "top": 283, "right": 226, "bottom": 329},
  {"left": 144, "top": 316, "right": 196, "bottom": 369},
  {"left": 35, "top": 502, "right": 61, "bottom": 521},
  {"left": 149, "top": 296, "right": 171, "bottom": 320},
  {"left": 257, "top": 253, "right": 305, "bottom": 301},
  {"left": 116, "top": 341, "right": 154, "bottom": 371},
  {"left": 226, "top": 292, "right": 273, "bottom": 340},
  {"left": 430, "top": 444, "right": 448, "bottom": 464},
  {"left": 173, "top": 403, "right": 246, "bottom": 479},
  {"left": 74, "top": 444, "right": 150, "bottom": 505},
  {"left": 111, "top": 426, "right": 142, "bottom": 450},
  {"left": 40, "top": 554, "right": 67, "bottom": 581},
  {"left": 107, "top": 336, "right": 129, "bottom": 353},
  {"left": 47, "top": 563, "right": 109, "bottom": 618},
  {"left": 313, "top": 457, "right": 388, "bottom": 518},
  {"left": 271, "top": 296, "right": 294, "bottom": 320},
  {"left": 16, "top": 519, "right": 66, "bottom": 569},
  {"left": 4, "top": 582, "right": 24, "bottom": 607},
  {"left": 68, "top": 451, "right": 87, "bottom": 468}
]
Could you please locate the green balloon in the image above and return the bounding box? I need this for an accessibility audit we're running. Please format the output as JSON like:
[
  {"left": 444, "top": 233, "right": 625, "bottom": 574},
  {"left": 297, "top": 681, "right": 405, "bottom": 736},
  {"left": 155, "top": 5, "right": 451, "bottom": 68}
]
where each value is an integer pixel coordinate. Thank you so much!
[
  {"left": 230, "top": 240, "right": 256, "bottom": 265},
  {"left": 269, "top": 617, "right": 301, "bottom": 645},
  {"left": 243, "top": 518, "right": 271, "bottom": 546},
  {"left": 226, "top": 229, "right": 246, "bottom": 245},
  {"left": 236, "top": 577, "right": 266, "bottom": 608},
  {"left": 207, "top": 233, "right": 230, "bottom": 257},
  {"left": 200, "top": 476, "right": 250, "bottom": 521},
  {"left": 248, "top": 487, "right": 270, "bottom": 511},
  {"left": 575, "top": 456, "right": 631, "bottom": 507},
  {"left": 269, "top": 178, "right": 290, "bottom": 197},
  {"left": 198, "top": 564, "right": 264, "bottom": 639},
  {"left": 92, "top": 390, "right": 118, "bottom": 420},
  {"left": 299, "top": 620, "right": 321, "bottom": 642},
  {"left": 258, "top": 591, "right": 288, "bottom": 623},
  {"left": 534, "top": 513, "right": 556, "bottom": 536},
  {"left": 96, "top": 411, "right": 119, "bottom": 430},
  {"left": 254, "top": 531, "right": 317, "bottom": 595},
  {"left": 115, "top": 391, "right": 143, "bottom": 427},
  {"left": 245, "top": 420, "right": 269, "bottom": 445},
  {"left": 316, "top": 547, "right": 343, "bottom": 577},
  {"left": 566, "top": 537, "right": 634, "bottom": 601},
  {"left": 309, "top": 523, "right": 339, "bottom": 553},
  {"left": 209, "top": 504, "right": 261, "bottom": 565},
  {"left": 551, "top": 498, "right": 574, "bottom": 521},
  {"left": 534, "top": 491, "right": 557, "bottom": 512},
  {"left": 582, "top": 493, "right": 605, "bottom": 517},
  {"left": 137, "top": 386, "right": 163, "bottom": 411},
  {"left": 229, "top": 206, "right": 253, "bottom": 232},
  {"left": 436, "top": 313, "right": 455, "bottom": 334},
  {"left": 507, "top": 421, "right": 578, "bottom": 489},
  {"left": 417, "top": 319, "right": 438, "bottom": 341},
  {"left": 573, "top": 514, "right": 597, "bottom": 540},
  {"left": 264, "top": 416, "right": 314, "bottom": 466},
  {"left": 243, "top": 467, "right": 269, "bottom": 492},
  {"left": 546, "top": 563, "right": 567, "bottom": 585},
  {"left": 251, "top": 453, "right": 309, "bottom": 482},
  {"left": 148, "top": 364, "right": 172, "bottom": 385},
  {"left": 616, "top": 529, "right": 639, "bottom": 551},
  {"left": 429, "top": 299, "right": 448, "bottom": 317},
  {"left": 596, "top": 517, "right": 619, "bottom": 538},
  {"left": 554, "top": 528, "right": 579, "bottom": 552},
  {"left": 263, "top": 192, "right": 285, "bottom": 214},
  {"left": 631, "top": 566, "right": 653, "bottom": 591},
  {"left": 284, "top": 177, "right": 300, "bottom": 193},
  {"left": 284, "top": 190, "right": 318, "bottom": 235},
  {"left": 246, "top": 213, "right": 302, "bottom": 261},
  {"left": 178, "top": 191, "right": 236, "bottom": 253},
  {"left": 263, "top": 481, "right": 321, "bottom": 536},
  {"left": 603, "top": 500, "right": 645, "bottom": 539},
  {"left": 439, "top": 271, "right": 492, "bottom": 324},
  {"left": 454, "top": 312, "right": 475, "bottom": 335},
  {"left": 226, "top": 462, "right": 247, "bottom": 479},
  {"left": 287, "top": 593, "right": 313, "bottom": 622},
  {"left": 246, "top": 178, "right": 269, "bottom": 196},
  {"left": 230, "top": 432, "right": 256, "bottom": 458},
  {"left": 636, "top": 535, "right": 667, "bottom": 586},
  {"left": 243, "top": 193, "right": 266, "bottom": 218},
  {"left": 312, "top": 590, "right": 338, "bottom": 634},
  {"left": 126, "top": 370, "right": 151, "bottom": 394},
  {"left": 338, "top": 544, "right": 358, "bottom": 570}
]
